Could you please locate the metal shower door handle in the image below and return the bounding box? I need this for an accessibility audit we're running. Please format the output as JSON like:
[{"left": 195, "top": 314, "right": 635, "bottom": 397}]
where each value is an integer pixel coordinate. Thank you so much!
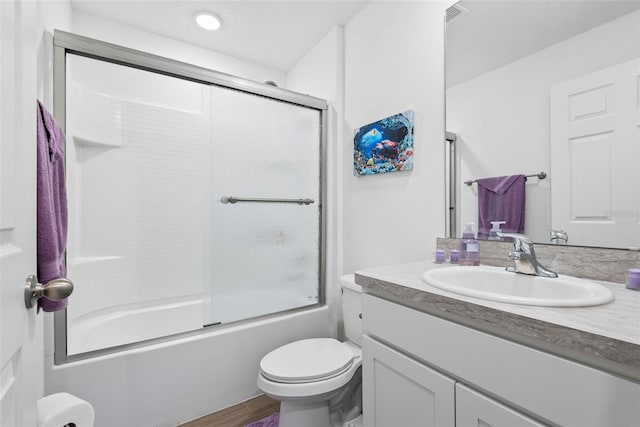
[
  {"left": 220, "top": 196, "right": 315, "bottom": 205},
  {"left": 24, "top": 275, "right": 74, "bottom": 309}
]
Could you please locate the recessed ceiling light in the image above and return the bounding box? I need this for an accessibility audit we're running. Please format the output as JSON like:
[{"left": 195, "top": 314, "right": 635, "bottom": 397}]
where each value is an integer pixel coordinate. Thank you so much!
[{"left": 195, "top": 12, "right": 222, "bottom": 31}]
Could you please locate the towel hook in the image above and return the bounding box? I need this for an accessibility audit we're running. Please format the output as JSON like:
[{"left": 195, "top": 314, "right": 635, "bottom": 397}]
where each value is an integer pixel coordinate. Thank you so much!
[{"left": 24, "top": 275, "right": 74, "bottom": 309}]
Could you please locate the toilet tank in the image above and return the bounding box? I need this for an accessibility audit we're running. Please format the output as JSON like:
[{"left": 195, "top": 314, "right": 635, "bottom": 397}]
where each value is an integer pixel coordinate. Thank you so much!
[{"left": 340, "top": 274, "right": 362, "bottom": 347}]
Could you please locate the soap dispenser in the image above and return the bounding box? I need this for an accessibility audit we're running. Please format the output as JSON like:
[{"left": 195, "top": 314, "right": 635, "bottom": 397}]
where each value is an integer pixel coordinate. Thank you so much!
[
  {"left": 488, "top": 221, "right": 506, "bottom": 240},
  {"left": 459, "top": 223, "right": 480, "bottom": 266}
]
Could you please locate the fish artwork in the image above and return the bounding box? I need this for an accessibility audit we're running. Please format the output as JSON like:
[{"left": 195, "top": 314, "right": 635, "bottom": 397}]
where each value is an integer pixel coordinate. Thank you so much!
[{"left": 353, "top": 110, "right": 414, "bottom": 176}]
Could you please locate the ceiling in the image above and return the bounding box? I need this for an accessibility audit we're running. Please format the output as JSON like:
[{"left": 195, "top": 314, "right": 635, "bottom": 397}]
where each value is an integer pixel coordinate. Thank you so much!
[
  {"left": 446, "top": 0, "right": 640, "bottom": 87},
  {"left": 70, "top": 0, "right": 369, "bottom": 72}
]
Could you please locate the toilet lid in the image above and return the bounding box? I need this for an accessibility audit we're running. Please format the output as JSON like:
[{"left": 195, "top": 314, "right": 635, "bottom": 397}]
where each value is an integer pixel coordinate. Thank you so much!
[{"left": 260, "top": 338, "right": 354, "bottom": 384}]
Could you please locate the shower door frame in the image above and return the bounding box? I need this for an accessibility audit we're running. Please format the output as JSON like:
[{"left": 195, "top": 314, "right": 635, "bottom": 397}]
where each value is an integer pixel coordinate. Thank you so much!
[{"left": 53, "top": 30, "right": 328, "bottom": 365}]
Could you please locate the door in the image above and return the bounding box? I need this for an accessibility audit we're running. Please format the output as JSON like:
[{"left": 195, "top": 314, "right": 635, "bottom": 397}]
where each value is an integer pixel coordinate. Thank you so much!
[
  {"left": 1, "top": 0, "right": 42, "bottom": 425},
  {"left": 550, "top": 59, "right": 640, "bottom": 248},
  {"left": 362, "top": 336, "right": 456, "bottom": 427}
]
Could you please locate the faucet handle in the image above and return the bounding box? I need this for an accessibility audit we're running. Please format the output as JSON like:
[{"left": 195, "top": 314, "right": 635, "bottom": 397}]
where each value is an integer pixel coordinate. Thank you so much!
[
  {"left": 498, "top": 232, "right": 558, "bottom": 278},
  {"left": 498, "top": 231, "right": 534, "bottom": 254},
  {"left": 496, "top": 232, "right": 533, "bottom": 252},
  {"left": 550, "top": 229, "right": 568, "bottom": 244}
]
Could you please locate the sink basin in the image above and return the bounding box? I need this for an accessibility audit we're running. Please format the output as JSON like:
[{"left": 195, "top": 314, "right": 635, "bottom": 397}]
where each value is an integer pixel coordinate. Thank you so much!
[{"left": 422, "top": 266, "right": 614, "bottom": 307}]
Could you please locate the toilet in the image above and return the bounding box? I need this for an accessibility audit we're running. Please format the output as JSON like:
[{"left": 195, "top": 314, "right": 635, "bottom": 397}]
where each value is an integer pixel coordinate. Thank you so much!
[{"left": 257, "top": 274, "right": 363, "bottom": 427}]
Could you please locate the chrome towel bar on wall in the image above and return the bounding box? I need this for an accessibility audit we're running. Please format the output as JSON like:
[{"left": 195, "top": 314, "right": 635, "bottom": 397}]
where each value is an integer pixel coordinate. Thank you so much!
[
  {"left": 220, "top": 196, "right": 315, "bottom": 205},
  {"left": 464, "top": 172, "right": 547, "bottom": 186}
]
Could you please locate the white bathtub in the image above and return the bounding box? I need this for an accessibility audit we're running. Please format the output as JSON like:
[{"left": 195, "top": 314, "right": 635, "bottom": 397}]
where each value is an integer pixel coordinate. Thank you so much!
[
  {"left": 45, "top": 305, "right": 331, "bottom": 427},
  {"left": 67, "top": 299, "right": 204, "bottom": 355},
  {"left": 67, "top": 292, "right": 319, "bottom": 355}
]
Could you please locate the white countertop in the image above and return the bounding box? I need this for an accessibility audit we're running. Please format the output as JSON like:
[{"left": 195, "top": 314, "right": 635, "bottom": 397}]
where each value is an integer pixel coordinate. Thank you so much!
[{"left": 355, "top": 260, "right": 640, "bottom": 379}]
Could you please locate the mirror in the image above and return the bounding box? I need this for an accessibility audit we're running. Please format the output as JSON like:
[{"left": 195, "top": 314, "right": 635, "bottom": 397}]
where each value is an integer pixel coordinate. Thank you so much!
[{"left": 445, "top": 0, "right": 640, "bottom": 249}]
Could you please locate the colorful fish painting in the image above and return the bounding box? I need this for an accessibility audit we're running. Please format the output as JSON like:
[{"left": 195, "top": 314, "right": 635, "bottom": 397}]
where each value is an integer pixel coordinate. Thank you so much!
[{"left": 353, "top": 110, "right": 414, "bottom": 176}]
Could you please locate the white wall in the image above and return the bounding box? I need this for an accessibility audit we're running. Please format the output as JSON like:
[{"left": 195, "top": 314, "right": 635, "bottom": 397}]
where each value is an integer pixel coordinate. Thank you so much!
[
  {"left": 286, "top": 25, "right": 345, "bottom": 338},
  {"left": 448, "top": 10, "right": 640, "bottom": 242},
  {"left": 343, "top": 0, "right": 452, "bottom": 273},
  {"left": 71, "top": 10, "right": 286, "bottom": 86}
]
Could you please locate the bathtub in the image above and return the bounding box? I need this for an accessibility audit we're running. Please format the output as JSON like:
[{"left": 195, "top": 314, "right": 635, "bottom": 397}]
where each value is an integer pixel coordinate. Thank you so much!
[
  {"left": 67, "top": 292, "right": 320, "bottom": 355},
  {"left": 45, "top": 305, "right": 331, "bottom": 427},
  {"left": 67, "top": 298, "right": 204, "bottom": 355}
]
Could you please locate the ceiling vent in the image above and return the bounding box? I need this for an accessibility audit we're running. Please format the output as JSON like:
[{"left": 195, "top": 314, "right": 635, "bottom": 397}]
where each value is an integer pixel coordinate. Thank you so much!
[{"left": 446, "top": 3, "right": 470, "bottom": 23}]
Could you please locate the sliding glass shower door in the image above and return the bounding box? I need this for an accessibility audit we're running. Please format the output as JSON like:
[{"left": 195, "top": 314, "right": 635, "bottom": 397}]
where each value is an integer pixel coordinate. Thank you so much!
[
  {"left": 65, "top": 54, "right": 211, "bottom": 355},
  {"left": 60, "top": 48, "right": 324, "bottom": 359},
  {"left": 207, "top": 86, "right": 321, "bottom": 325}
]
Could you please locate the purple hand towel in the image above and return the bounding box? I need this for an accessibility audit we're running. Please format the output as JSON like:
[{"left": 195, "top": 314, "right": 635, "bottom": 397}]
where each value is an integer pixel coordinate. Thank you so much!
[
  {"left": 36, "top": 100, "right": 69, "bottom": 312},
  {"left": 476, "top": 175, "right": 526, "bottom": 240}
]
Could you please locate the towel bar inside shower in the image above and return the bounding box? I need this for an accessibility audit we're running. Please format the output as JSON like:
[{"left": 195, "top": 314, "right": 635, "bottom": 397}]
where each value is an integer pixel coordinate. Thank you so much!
[
  {"left": 220, "top": 196, "right": 315, "bottom": 205},
  {"left": 464, "top": 172, "right": 547, "bottom": 186}
]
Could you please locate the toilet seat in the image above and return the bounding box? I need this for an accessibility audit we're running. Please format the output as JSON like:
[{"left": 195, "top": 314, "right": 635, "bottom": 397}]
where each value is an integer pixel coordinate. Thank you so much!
[
  {"left": 258, "top": 340, "right": 362, "bottom": 400},
  {"left": 260, "top": 338, "right": 354, "bottom": 384}
]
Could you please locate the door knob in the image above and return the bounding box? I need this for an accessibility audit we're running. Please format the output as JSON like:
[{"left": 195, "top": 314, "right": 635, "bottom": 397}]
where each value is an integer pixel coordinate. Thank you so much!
[{"left": 25, "top": 275, "right": 74, "bottom": 309}]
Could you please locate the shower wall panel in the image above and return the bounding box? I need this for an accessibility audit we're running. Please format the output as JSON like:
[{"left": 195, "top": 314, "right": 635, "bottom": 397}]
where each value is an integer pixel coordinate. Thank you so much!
[{"left": 66, "top": 55, "right": 210, "bottom": 353}]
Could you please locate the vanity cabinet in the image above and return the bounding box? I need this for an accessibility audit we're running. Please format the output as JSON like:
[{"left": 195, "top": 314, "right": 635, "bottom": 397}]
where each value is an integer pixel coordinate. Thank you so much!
[
  {"left": 362, "top": 335, "right": 455, "bottom": 426},
  {"left": 363, "top": 336, "right": 542, "bottom": 427},
  {"left": 362, "top": 294, "right": 640, "bottom": 427}
]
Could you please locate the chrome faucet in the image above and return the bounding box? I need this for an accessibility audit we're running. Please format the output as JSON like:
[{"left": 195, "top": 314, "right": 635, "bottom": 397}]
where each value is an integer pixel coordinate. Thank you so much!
[{"left": 496, "top": 232, "right": 558, "bottom": 278}]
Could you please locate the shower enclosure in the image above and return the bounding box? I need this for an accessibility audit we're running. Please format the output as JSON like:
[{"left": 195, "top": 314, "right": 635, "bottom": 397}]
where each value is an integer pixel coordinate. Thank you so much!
[{"left": 53, "top": 31, "right": 327, "bottom": 362}]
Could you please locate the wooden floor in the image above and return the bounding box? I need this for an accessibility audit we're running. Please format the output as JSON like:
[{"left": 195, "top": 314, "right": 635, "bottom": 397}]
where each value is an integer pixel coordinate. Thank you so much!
[{"left": 180, "top": 395, "right": 280, "bottom": 427}]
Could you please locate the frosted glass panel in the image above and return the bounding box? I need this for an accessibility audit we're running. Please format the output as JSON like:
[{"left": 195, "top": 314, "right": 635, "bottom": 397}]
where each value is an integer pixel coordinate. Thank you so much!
[
  {"left": 65, "top": 55, "right": 210, "bottom": 354},
  {"left": 208, "top": 86, "right": 321, "bottom": 324},
  {"left": 63, "top": 55, "right": 323, "bottom": 356}
]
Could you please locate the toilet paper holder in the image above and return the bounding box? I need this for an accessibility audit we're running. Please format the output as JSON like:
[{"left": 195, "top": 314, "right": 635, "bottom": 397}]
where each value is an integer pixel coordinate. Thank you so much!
[
  {"left": 37, "top": 392, "right": 94, "bottom": 427},
  {"left": 25, "top": 275, "right": 74, "bottom": 309}
]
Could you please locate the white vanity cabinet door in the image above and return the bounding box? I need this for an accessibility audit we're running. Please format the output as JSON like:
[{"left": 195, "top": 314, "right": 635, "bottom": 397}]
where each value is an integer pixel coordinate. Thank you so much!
[
  {"left": 363, "top": 336, "right": 456, "bottom": 427},
  {"left": 456, "top": 383, "right": 544, "bottom": 427}
]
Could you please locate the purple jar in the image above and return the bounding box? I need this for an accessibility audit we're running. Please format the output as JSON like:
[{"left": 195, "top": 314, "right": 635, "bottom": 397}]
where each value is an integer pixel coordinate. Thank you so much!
[
  {"left": 627, "top": 268, "right": 640, "bottom": 290},
  {"left": 450, "top": 249, "right": 459, "bottom": 264},
  {"left": 435, "top": 249, "right": 446, "bottom": 263}
]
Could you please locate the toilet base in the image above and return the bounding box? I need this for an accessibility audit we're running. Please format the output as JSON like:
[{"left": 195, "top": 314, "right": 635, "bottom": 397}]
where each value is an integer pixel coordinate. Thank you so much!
[
  {"left": 268, "top": 367, "right": 362, "bottom": 427},
  {"left": 279, "top": 400, "right": 331, "bottom": 427},
  {"left": 340, "top": 414, "right": 363, "bottom": 427}
]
